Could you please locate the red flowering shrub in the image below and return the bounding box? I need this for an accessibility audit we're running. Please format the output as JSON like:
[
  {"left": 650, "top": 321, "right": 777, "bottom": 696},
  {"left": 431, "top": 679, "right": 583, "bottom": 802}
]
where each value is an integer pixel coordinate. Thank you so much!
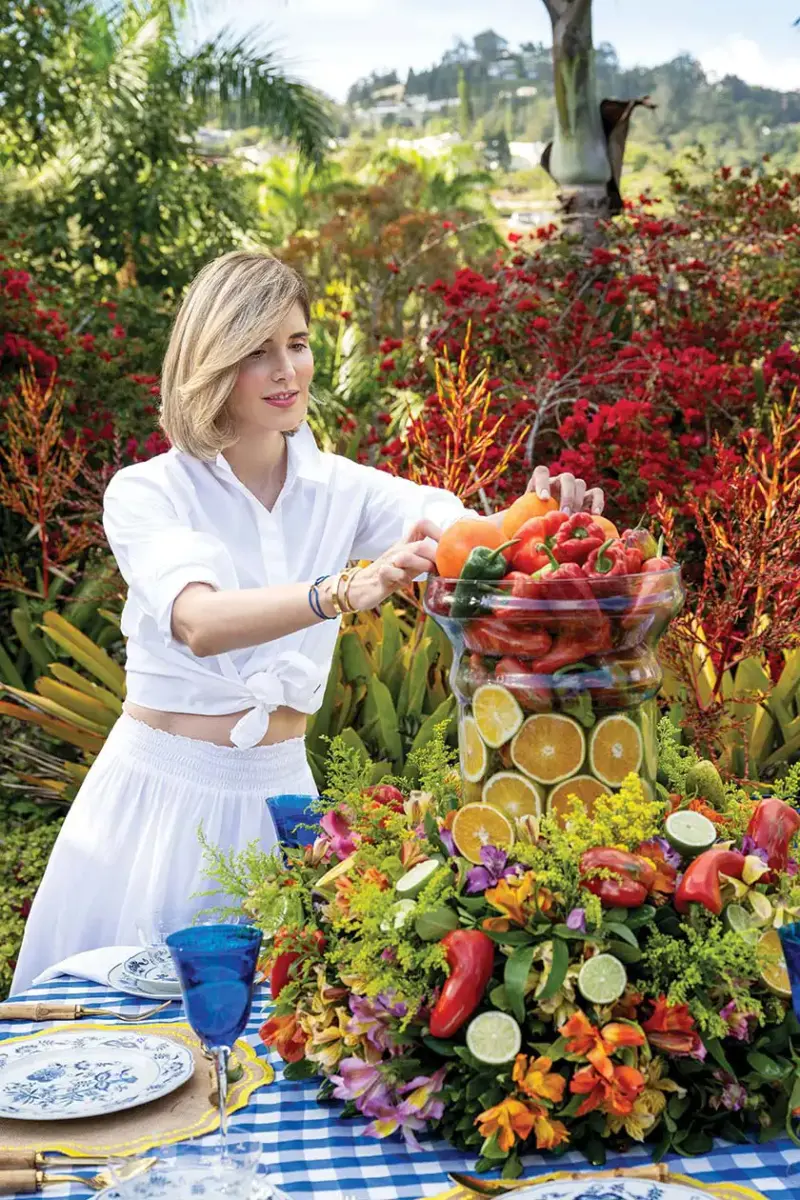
[{"left": 371, "top": 165, "right": 800, "bottom": 528}]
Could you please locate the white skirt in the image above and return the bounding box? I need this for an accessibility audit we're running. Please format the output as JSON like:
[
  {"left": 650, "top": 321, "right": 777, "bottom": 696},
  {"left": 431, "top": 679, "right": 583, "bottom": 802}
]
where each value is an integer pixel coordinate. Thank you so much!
[{"left": 11, "top": 714, "right": 317, "bottom": 994}]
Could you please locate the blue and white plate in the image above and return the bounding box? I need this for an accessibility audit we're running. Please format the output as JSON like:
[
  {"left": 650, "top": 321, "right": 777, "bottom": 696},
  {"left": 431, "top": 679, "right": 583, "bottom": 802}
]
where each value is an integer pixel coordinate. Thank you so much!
[
  {"left": 511, "top": 1180, "right": 712, "bottom": 1200},
  {"left": 96, "top": 1166, "right": 280, "bottom": 1200},
  {"left": 107, "top": 953, "right": 181, "bottom": 1000},
  {"left": 123, "top": 946, "right": 179, "bottom": 988},
  {"left": 0, "top": 1030, "right": 194, "bottom": 1120}
]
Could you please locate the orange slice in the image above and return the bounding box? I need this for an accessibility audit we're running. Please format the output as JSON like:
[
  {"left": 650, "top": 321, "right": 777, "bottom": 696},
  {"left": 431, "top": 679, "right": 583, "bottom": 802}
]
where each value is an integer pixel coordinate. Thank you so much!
[
  {"left": 758, "top": 929, "right": 791, "bottom": 998},
  {"left": 452, "top": 803, "right": 515, "bottom": 864},
  {"left": 547, "top": 774, "right": 608, "bottom": 827},
  {"left": 472, "top": 683, "right": 524, "bottom": 748},
  {"left": 482, "top": 772, "right": 542, "bottom": 820},
  {"left": 460, "top": 715, "right": 488, "bottom": 783},
  {"left": 510, "top": 714, "right": 585, "bottom": 785},
  {"left": 589, "top": 714, "right": 643, "bottom": 787}
]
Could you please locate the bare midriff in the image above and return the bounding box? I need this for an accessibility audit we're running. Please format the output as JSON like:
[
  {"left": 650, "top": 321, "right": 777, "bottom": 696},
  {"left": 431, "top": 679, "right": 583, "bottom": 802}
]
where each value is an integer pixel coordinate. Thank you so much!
[{"left": 123, "top": 701, "right": 307, "bottom": 747}]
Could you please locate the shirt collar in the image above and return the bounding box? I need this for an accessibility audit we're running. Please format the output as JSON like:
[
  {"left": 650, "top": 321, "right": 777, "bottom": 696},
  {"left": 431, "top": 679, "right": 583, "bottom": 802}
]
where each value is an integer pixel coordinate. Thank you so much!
[{"left": 212, "top": 420, "right": 327, "bottom": 486}]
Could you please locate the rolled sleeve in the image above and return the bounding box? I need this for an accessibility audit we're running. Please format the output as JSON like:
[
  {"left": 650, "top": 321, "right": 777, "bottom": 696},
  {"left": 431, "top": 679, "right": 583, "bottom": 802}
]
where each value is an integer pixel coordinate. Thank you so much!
[
  {"left": 103, "top": 471, "right": 237, "bottom": 640},
  {"left": 349, "top": 463, "right": 467, "bottom": 561}
]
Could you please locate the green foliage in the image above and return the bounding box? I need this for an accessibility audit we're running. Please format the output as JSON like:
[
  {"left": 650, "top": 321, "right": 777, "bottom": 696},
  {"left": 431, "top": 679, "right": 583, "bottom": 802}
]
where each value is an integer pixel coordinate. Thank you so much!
[{"left": 0, "top": 816, "right": 63, "bottom": 997}]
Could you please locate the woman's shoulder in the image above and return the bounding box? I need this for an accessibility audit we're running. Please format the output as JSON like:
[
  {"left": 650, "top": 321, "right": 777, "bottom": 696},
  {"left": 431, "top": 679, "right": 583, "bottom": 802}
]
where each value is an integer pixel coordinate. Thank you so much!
[{"left": 103, "top": 448, "right": 184, "bottom": 508}]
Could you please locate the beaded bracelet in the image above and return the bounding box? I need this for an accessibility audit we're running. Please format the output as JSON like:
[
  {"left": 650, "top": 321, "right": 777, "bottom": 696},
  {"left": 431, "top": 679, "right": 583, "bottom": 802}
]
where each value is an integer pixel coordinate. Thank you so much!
[{"left": 308, "top": 575, "right": 335, "bottom": 621}]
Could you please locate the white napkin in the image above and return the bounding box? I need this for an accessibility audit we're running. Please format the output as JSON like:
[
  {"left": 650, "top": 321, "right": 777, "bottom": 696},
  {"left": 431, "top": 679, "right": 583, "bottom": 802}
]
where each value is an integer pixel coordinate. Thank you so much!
[{"left": 32, "top": 945, "right": 143, "bottom": 988}]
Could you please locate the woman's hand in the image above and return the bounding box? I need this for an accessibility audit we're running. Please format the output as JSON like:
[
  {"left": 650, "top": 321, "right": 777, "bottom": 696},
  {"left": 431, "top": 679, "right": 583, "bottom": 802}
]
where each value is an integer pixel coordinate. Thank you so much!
[
  {"left": 326, "top": 519, "right": 441, "bottom": 613},
  {"left": 526, "top": 465, "right": 604, "bottom": 515}
]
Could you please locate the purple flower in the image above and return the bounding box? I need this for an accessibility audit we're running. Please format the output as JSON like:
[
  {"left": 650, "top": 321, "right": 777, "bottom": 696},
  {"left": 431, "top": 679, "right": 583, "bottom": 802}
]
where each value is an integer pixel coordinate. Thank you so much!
[
  {"left": 348, "top": 994, "right": 397, "bottom": 1052},
  {"left": 364, "top": 1066, "right": 448, "bottom": 1150},
  {"left": 566, "top": 907, "right": 587, "bottom": 932},
  {"left": 380, "top": 947, "right": 396, "bottom": 963},
  {"left": 740, "top": 835, "right": 769, "bottom": 864},
  {"left": 652, "top": 836, "right": 682, "bottom": 870},
  {"left": 331, "top": 1057, "right": 391, "bottom": 1117},
  {"left": 465, "top": 845, "right": 521, "bottom": 894},
  {"left": 710, "top": 1069, "right": 747, "bottom": 1112},
  {"left": 720, "top": 1000, "right": 755, "bottom": 1042},
  {"left": 439, "top": 826, "right": 457, "bottom": 856},
  {"left": 788, "top": 857, "right": 798, "bottom": 877}
]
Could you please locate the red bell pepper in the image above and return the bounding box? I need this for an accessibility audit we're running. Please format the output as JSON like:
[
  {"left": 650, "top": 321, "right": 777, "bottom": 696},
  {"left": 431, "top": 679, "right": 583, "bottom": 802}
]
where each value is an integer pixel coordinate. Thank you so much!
[
  {"left": 584, "top": 538, "right": 642, "bottom": 578},
  {"left": 552, "top": 513, "right": 606, "bottom": 564},
  {"left": 580, "top": 847, "right": 656, "bottom": 907},
  {"left": 429, "top": 929, "right": 495, "bottom": 1038},
  {"left": 673, "top": 847, "right": 746, "bottom": 915},
  {"left": 622, "top": 527, "right": 658, "bottom": 562},
  {"left": 463, "top": 618, "right": 552, "bottom": 660},
  {"left": 494, "top": 656, "right": 552, "bottom": 711},
  {"left": 511, "top": 511, "right": 569, "bottom": 574},
  {"left": 746, "top": 798, "right": 800, "bottom": 873},
  {"left": 526, "top": 561, "right": 611, "bottom": 673}
]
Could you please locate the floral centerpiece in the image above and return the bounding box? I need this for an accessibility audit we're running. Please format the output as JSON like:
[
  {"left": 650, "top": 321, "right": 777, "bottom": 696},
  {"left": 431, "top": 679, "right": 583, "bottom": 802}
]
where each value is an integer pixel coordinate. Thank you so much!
[{"left": 204, "top": 725, "right": 800, "bottom": 1176}]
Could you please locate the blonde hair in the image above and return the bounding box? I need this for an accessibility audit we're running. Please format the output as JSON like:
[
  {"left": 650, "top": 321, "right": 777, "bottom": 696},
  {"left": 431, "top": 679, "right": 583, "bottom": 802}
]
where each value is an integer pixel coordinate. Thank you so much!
[{"left": 160, "top": 250, "right": 311, "bottom": 460}]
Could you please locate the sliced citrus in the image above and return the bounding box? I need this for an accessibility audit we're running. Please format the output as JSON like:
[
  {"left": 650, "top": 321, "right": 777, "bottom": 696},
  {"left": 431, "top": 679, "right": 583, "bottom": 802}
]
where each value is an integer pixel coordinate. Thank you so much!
[
  {"left": 452, "top": 803, "right": 514, "bottom": 864},
  {"left": 547, "top": 774, "right": 608, "bottom": 827},
  {"left": 510, "top": 714, "right": 585, "bottom": 785},
  {"left": 460, "top": 715, "right": 488, "bottom": 783},
  {"left": 664, "top": 810, "right": 716, "bottom": 858},
  {"left": 472, "top": 684, "right": 524, "bottom": 748},
  {"left": 758, "top": 928, "right": 791, "bottom": 998},
  {"left": 466, "top": 1012, "right": 522, "bottom": 1064},
  {"left": 589, "top": 714, "right": 643, "bottom": 787},
  {"left": 578, "top": 953, "right": 628, "bottom": 1005},
  {"left": 482, "top": 771, "right": 542, "bottom": 820}
]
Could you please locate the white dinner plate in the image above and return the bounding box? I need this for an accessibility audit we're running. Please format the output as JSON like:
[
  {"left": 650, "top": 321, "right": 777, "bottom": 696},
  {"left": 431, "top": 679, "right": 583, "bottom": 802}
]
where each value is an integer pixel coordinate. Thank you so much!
[
  {"left": 122, "top": 947, "right": 179, "bottom": 988},
  {"left": 510, "top": 1180, "right": 714, "bottom": 1200},
  {"left": 0, "top": 1030, "right": 194, "bottom": 1120}
]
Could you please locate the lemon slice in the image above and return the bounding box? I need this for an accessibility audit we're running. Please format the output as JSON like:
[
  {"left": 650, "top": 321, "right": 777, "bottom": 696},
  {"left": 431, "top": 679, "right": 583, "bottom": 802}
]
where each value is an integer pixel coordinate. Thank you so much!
[
  {"left": 510, "top": 714, "right": 586, "bottom": 785},
  {"left": 577, "top": 953, "right": 628, "bottom": 1006},
  {"left": 547, "top": 774, "right": 608, "bottom": 827},
  {"left": 460, "top": 715, "right": 488, "bottom": 783},
  {"left": 482, "top": 772, "right": 542, "bottom": 820},
  {"left": 466, "top": 1012, "right": 522, "bottom": 1064},
  {"left": 758, "top": 929, "right": 791, "bottom": 998},
  {"left": 589, "top": 714, "right": 643, "bottom": 787},
  {"left": 451, "top": 803, "right": 514, "bottom": 864},
  {"left": 472, "top": 684, "right": 524, "bottom": 748}
]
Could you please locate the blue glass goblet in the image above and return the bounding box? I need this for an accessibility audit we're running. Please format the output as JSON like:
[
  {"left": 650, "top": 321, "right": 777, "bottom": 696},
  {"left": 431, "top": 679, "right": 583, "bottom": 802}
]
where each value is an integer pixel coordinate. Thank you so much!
[
  {"left": 266, "top": 793, "right": 318, "bottom": 849},
  {"left": 166, "top": 924, "right": 262, "bottom": 1154}
]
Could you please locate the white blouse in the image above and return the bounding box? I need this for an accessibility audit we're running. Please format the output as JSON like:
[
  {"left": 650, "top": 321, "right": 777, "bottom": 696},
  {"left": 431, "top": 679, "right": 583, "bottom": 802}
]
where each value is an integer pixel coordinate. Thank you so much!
[{"left": 102, "top": 422, "right": 466, "bottom": 749}]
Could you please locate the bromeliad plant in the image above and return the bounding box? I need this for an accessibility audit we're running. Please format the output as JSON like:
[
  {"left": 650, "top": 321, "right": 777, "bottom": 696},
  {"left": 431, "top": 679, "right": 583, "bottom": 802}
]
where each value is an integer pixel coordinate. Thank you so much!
[{"left": 204, "top": 723, "right": 800, "bottom": 1174}]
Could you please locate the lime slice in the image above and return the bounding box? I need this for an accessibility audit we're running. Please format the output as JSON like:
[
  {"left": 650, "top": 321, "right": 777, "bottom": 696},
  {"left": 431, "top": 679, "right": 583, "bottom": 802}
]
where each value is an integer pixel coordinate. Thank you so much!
[
  {"left": 380, "top": 899, "right": 417, "bottom": 932},
  {"left": 664, "top": 810, "right": 717, "bottom": 858},
  {"left": 577, "top": 953, "right": 628, "bottom": 1005},
  {"left": 466, "top": 1011, "right": 522, "bottom": 1064},
  {"left": 723, "top": 903, "right": 753, "bottom": 934},
  {"left": 415, "top": 906, "right": 460, "bottom": 942},
  {"left": 748, "top": 891, "right": 774, "bottom": 927},
  {"left": 396, "top": 859, "right": 441, "bottom": 899}
]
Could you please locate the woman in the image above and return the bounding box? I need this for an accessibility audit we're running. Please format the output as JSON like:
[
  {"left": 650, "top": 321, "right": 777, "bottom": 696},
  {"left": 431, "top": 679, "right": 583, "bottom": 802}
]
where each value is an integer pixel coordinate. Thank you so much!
[{"left": 11, "top": 250, "right": 604, "bottom": 993}]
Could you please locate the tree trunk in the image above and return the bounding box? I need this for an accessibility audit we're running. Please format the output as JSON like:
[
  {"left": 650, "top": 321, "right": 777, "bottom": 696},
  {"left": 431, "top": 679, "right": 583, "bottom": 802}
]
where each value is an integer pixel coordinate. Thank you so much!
[{"left": 542, "top": 0, "right": 609, "bottom": 231}]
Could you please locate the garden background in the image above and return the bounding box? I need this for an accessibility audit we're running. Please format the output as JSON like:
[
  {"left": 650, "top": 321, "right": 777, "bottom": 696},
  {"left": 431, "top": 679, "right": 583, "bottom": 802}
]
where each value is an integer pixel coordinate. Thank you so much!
[{"left": 1, "top": 0, "right": 799, "bottom": 996}]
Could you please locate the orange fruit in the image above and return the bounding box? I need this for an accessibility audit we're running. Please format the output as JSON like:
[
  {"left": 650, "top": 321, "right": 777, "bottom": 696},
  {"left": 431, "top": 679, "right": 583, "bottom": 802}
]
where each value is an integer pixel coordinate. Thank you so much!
[
  {"left": 588, "top": 714, "right": 643, "bottom": 787},
  {"left": 483, "top": 772, "right": 542, "bottom": 820},
  {"left": 460, "top": 715, "right": 488, "bottom": 783},
  {"left": 472, "top": 683, "right": 524, "bottom": 748},
  {"left": 593, "top": 515, "right": 620, "bottom": 539},
  {"left": 547, "top": 774, "right": 608, "bottom": 827},
  {"left": 452, "top": 803, "right": 515, "bottom": 863},
  {"left": 501, "top": 493, "right": 558, "bottom": 540},
  {"left": 510, "top": 714, "right": 585, "bottom": 785},
  {"left": 435, "top": 519, "right": 510, "bottom": 579},
  {"left": 758, "top": 929, "right": 791, "bottom": 998}
]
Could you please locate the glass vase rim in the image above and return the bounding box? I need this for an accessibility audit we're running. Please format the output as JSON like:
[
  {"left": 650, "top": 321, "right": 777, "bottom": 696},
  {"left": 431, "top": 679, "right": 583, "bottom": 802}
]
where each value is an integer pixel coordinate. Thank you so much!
[{"left": 427, "top": 563, "right": 683, "bottom": 587}]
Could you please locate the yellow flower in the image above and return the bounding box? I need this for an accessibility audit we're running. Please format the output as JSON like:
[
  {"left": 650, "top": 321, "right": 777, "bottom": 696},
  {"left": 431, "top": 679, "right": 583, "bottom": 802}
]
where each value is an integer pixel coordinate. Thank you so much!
[
  {"left": 298, "top": 1004, "right": 355, "bottom": 1071},
  {"left": 476, "top": 1097, "right": 537, "bottom": 1152},
  {"left": 512, "top": 1054, "right": 565, "bottom": 1104},
  {"left": 485, "top": 872, "right": 536, "bottom": 926},
  {"left": 604, "top": 1058, "right": 684, "bottom": 1141}
]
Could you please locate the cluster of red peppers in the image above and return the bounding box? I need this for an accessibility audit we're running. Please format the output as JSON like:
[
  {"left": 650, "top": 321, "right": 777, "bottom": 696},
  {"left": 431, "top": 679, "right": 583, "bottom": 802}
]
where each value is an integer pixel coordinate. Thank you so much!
[{"left": 511, "top": 513, "right": 670, "bottom": 580}]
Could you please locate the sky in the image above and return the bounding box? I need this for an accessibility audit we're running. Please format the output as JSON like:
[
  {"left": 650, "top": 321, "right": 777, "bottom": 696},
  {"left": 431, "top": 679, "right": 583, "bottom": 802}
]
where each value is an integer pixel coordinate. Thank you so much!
[{"left": 196, "top": 0, "right": 800, "bottom": 102}]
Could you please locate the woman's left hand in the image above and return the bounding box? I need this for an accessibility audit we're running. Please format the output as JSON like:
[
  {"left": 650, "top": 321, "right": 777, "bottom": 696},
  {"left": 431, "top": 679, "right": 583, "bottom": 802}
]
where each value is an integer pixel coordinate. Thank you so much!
[{"left": 526, "top": 465, "right": 604, "bottom": 515}]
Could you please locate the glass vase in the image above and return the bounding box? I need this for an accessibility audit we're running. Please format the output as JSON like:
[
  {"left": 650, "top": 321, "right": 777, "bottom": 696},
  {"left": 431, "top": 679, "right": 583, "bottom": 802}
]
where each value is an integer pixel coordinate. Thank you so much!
[{"left": 425, "top": 565, "right": 684, "bottom": 823}]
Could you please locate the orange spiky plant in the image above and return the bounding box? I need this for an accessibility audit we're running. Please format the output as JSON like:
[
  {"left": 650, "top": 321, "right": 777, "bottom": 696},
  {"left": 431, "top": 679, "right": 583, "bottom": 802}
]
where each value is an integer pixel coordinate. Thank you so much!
[
  {"left": 0, "top": 368, "right": 103, "bottom": 598},
  {"left": 397, "top": 326, "right": 530, "bottom": 506}
]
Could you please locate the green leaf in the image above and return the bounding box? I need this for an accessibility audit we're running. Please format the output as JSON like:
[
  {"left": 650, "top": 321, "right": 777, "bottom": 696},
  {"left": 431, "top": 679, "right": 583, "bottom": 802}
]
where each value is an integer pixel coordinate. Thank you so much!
[
  {"left": 625, "top": 905, "right": 656, "bottom": 929},
  {"left": 378, "top": 603, "right": 404, "bottom": 681},
  {"left": 422, "top": 1035, "right": 459, "bottom": 1058},
  {"left": 536, "top": 938, "right": 569, "bottom": 1002},
  {"left": 747, "top": 1050, "right": 789, "bottom": 1080},
  {"left": 504, "top": 943, "right": 535, "bottom": 1023},
  {"left": 365, "top": 676, "right": 403, "bottom": 764},
  {"left": 405, "top": 696, "right": 456, "bottom": 762},
  {"left": 705, "top": 1036, "right": 734, "bottom": 1076},
  {"left": 400, "top": 637, "right": 432, "bottom": 721},
  {"left": 482, "top": 929, "right": 536, "bottom": 946},
  {"left": 602, "top": 921, "right": 640, "bottom": 948},
  {"left": 339, "top": 631, "right": 373, "bottom": 683},
  {"left": 282, "top": 1058, "right": 318, "bottom": 1081}
]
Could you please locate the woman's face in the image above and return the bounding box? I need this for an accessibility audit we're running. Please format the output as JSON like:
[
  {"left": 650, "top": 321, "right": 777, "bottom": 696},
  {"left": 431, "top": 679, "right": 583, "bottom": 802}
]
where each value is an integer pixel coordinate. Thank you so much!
[{"left": 227, "top": 301, "right": 314, "bottom": 439}]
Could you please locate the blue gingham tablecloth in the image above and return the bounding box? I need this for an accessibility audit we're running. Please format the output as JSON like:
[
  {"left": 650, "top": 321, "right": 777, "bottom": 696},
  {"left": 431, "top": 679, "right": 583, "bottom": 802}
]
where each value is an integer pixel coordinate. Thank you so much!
[{"left": 0, "top": 975, "right": 797, "bottom": 1200}]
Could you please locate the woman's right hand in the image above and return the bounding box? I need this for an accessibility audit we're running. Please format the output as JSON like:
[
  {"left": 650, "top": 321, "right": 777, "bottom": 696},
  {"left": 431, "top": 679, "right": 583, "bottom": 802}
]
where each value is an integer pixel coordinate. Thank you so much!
[{"left": 328, "top": 519, "right": 441, "bottom": 613}]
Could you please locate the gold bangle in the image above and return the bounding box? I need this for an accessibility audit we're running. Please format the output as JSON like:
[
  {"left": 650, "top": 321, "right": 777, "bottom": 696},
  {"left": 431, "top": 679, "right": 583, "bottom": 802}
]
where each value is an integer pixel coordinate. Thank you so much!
[
  {"left": 327, "top": 572, "right": 346, "bottom": 616},
  {"left": 342, "top": 566, "right": 360, "bottom": 613}
]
